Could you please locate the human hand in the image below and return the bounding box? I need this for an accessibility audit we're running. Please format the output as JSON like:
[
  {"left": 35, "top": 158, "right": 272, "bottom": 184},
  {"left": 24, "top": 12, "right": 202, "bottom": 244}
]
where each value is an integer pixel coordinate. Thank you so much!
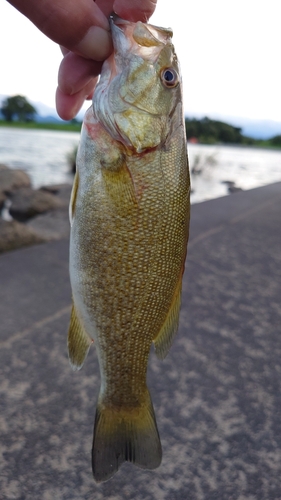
[{"left": 8, "top": 0, "right": 157, "bottom": 120}]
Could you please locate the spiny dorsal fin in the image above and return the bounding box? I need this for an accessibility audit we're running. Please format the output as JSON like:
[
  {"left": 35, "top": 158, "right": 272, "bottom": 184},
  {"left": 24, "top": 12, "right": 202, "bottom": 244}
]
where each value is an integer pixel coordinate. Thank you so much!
[
  {"left": 153, "top": 275, "right": 183, "bottom": 360},
  {"left": 68, "top": 303, "right": 92, "bottom": 370}
]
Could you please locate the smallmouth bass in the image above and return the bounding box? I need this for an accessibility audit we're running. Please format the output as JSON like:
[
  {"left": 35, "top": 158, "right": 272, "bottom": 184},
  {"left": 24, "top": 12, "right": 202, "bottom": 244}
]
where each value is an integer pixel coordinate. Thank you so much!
[{"left": 68, "top": 16, "right": 190, "bottom": 482}]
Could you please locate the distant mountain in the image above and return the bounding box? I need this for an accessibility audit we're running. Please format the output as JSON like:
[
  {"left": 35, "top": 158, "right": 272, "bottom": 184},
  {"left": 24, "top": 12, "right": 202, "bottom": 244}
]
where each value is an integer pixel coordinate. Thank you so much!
[
  {"left": 238, "top": 119, "right": 281, "bottom": 140},
  {"left": 31, "top": 100, "right": 62, "bottom": 121},
  {"left": 28, "top": 99, "right": 85, "bottom": 122}
]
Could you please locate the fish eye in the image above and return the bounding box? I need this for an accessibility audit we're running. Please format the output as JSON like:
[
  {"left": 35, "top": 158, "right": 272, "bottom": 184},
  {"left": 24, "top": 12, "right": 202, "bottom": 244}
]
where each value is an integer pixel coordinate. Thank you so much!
[{"left": 161, "top": 68, "right": 179, "bottom": 88}]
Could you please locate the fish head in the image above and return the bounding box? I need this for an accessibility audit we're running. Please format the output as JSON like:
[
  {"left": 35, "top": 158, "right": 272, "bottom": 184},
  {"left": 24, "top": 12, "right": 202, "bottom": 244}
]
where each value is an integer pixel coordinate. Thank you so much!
[{"left": 93, "top": 17, "right": 183, "bottom": 153}]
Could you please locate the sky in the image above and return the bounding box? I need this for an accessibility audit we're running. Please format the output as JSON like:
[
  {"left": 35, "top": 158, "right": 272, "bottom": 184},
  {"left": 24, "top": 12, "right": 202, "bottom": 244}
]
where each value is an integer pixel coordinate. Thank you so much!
[{"left": 0, "top": 0, "right": 280, "bottom": 123}]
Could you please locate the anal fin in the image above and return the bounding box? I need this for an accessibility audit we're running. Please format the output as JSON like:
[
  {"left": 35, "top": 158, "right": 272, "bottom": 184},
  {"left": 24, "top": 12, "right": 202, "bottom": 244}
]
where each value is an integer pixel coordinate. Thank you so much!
[
  {"left": 68, "top": 303, "right": 92, "bottom": 370},
  {"left": 153, "top": 274, "right": 183, "bottom": 360}
]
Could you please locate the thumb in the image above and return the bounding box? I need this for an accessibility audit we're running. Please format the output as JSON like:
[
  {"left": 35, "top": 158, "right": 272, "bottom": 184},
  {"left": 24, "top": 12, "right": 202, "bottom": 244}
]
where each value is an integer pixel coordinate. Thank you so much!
[
  {"left": 7, "top": 0, "right": 112, "bottom": 60},
  {"left": 113, "top": 0, "right": 157, "bottom": 22}
]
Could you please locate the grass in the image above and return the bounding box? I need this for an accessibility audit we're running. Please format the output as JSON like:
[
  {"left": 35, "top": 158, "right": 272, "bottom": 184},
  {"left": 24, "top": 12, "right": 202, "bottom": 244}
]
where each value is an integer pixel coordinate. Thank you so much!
[{"left": 0, "top": 120, "right": 81, "bottom": 132}]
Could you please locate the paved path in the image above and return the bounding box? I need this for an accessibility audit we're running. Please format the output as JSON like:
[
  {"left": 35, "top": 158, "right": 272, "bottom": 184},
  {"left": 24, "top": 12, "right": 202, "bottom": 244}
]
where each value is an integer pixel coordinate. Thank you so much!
[{"left": 0, "top": 182, "right": 281, "bottom": 500}]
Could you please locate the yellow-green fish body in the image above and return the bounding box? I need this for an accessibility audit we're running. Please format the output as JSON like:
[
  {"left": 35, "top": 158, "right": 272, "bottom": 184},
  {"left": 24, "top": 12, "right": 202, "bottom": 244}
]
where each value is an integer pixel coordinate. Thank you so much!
[{"left": 68, "top": 17, "right": 190, "bottom": 482}]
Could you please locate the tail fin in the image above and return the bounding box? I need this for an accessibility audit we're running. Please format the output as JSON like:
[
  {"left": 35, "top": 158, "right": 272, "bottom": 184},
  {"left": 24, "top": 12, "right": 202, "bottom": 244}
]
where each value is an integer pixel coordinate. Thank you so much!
[{"left": 92, "top": 390, "right": 162, "bottom": 482}]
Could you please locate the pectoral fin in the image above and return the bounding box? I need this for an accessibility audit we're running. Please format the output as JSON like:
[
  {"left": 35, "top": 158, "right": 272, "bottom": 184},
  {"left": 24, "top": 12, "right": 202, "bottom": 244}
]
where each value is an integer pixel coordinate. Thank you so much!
[
  {"left": 69, "top": 172, "right": 79, "bottom": 226},
  {"left": 153, "top": 275, "right": 183, "bottom": 360},
  {"left": 68, "top": 303, "right": 92, "bottom": 370},
  {"left": 102, "top": 158, "right": 138, "bottom": 216}
]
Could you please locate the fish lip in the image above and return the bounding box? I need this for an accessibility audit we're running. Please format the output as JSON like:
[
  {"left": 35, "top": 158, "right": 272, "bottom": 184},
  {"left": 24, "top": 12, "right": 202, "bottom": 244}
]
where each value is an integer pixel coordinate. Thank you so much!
[
  {"left": 109, "top": 15, "right": 173, "bottom": 51},
  {"left": 109, "top": 15, "right": 130, "bottom": 52},
  {"left": 110, "top": 14, "right": 129, "bottom": 24},
  {"left": 109, "top": 14, "right": 130, "bottom": 31}
]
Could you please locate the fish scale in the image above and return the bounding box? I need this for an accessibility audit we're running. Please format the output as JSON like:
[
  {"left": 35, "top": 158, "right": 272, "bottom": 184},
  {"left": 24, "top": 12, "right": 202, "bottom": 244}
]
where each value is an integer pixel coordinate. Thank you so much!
[{"left": 68, "top": 16, "right": 190, "bottom": 482}]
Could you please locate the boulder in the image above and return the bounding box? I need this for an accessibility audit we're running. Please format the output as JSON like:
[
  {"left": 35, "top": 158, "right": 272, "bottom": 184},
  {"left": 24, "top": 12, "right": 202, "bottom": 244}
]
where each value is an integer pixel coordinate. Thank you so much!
[
  {"left": 0, "top": 164, "right": 31, "bottom": 195},
  {"left": 26, "top": 209, "right": 70, "bottom": 241},
  {"left": 221, "top": 180, "right": 236, "bottom": 187},
  {"left": 0, "top": 219, "right": 45, "bottom": 254},
  {"left": 9, "top": 187, "right": 64, "bottom": 222},
  {"left": 40, "top": 183, "right": 72, "bottom": 208},
  {"left": 0, "top": 191, "right": 6, "bottom": 211},
  {"left": 221, "top": 180, "right": 243, "bottom": 194},
  {"left": 228, "top": 185, "right": 243, "bottom": 194}
]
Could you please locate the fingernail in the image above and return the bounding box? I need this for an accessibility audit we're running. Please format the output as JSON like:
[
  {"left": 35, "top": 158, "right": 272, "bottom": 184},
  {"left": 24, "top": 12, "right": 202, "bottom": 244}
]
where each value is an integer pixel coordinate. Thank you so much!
[
  {"left": 92, "top": 7, "right": 110, "bottom": 31},
  {"left": 76, "top": 26, "right": 113, "bottom": 61}
]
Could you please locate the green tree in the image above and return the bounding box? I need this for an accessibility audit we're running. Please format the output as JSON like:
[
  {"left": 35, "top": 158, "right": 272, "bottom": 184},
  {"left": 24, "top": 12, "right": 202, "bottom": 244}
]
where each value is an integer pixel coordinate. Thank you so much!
[
  {"left": 270, "top": 135, "right": 281, "bottom": 146},
  {"left": 185, "top": 116, "right": 244, "bottom": 144},
  {"left": 1, "top": 95, "right": 37, "bottom": 122}
]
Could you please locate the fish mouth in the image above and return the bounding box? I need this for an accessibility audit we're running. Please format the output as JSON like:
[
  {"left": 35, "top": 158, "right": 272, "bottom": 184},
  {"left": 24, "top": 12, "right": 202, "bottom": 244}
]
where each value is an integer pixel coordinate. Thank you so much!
[
  {"left": 109, "top": 15, "right": 173, "bottom": 58},
  {"left": 109, "top": 13, "right": 129, "bottom": 27},
  {"left": 110, "top": 14, "right": 173, "bottom": 39}
]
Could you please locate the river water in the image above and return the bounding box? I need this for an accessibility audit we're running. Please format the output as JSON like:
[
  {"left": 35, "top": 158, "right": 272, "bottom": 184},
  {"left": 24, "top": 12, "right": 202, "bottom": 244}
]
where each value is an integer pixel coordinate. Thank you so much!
[{"left": 1, "top": 126, "right": 281, "bottom": 204}]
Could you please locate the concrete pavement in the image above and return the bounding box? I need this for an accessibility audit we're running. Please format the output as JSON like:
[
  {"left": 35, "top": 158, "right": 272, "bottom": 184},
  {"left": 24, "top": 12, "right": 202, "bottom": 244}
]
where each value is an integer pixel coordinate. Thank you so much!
[{"left": 0, "top": 182, "right": 281, "bottom": 500}]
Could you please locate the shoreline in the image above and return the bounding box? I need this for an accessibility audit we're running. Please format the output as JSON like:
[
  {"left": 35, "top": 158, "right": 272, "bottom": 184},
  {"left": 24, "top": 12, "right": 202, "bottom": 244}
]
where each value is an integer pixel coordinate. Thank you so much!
[
  {"left": 1, "top": 121, "right": 281, "bottom": 150},
  {"left": 0, "top": 120, "right": 81, "bottom": 133}
]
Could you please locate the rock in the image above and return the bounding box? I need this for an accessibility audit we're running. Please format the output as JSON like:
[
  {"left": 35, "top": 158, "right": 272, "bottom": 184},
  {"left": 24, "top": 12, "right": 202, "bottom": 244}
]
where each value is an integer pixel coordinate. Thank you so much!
[
  {"left": 0, "top": 219, "right": 45, "bottom": 254},
  {"left": 0, "top": 191, "right": 6, "bottom": 211},
  {"left": 221, "top": 180, "right": 236, "bottom": 186},
  {"left": 26, "top": 209, "right": 70, "bottom": 241},
  {"left": 40, "top": 183, "right": 72, "bottom": 207},
  {"left": 228, "top": 186, "right": 243, "bottom": 194},
  {"left": 40, "top": 183, "right": 68, "bottom": 194},
  {"left": 0, "top": 164, "right": 31, "bottom": 195},
  {"left": 221, "top": 180, "right": 243, "bottom": 194},
  {"left": 9, "top": 187, "right": 64, "bottom": 222}
]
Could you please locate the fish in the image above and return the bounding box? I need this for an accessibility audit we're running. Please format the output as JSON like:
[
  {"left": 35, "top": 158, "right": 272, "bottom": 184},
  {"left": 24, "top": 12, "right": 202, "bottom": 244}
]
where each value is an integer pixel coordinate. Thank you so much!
[{"left": 68, "top": 16, "right": 190, "bottom": 483}]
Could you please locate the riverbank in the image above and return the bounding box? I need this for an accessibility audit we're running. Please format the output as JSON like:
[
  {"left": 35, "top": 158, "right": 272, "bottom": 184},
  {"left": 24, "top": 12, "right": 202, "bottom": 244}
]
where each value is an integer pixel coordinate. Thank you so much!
[
  {"left": 0, "top": 164, "right": 71, "bottom": 253},
  {"left": 1, "top": 120, "right": 281, "bottom": 149},
  {"left": 1, "top": 127, "right": 281, "bottom": 204},
  {"left": 0, "top": 119, "right": 81, "bottom": 132}
]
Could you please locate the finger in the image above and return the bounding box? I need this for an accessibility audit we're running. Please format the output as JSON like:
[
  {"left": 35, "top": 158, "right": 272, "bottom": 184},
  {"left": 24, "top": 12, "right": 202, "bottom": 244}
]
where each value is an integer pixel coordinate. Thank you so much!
[
  {"left": 56, "top": 79, "right": 97, "bottom": 121},
  {"left": 58, "top": 52, "right": 102, "bottom": 95},
  {"left": 8, "top": 0, "right": 111, "bottom": 58},
  {"left": 74, "top": 25, "right": 112, "bottom": 61},
  {"left": 113, "top": 0, "right": 157, "bottom": 22},
  {"left": 60, "top": 46, "right": 70, "bottom": 56},
  {"left": 95, "top": 0, "right": 115, "bottom": 18}
]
